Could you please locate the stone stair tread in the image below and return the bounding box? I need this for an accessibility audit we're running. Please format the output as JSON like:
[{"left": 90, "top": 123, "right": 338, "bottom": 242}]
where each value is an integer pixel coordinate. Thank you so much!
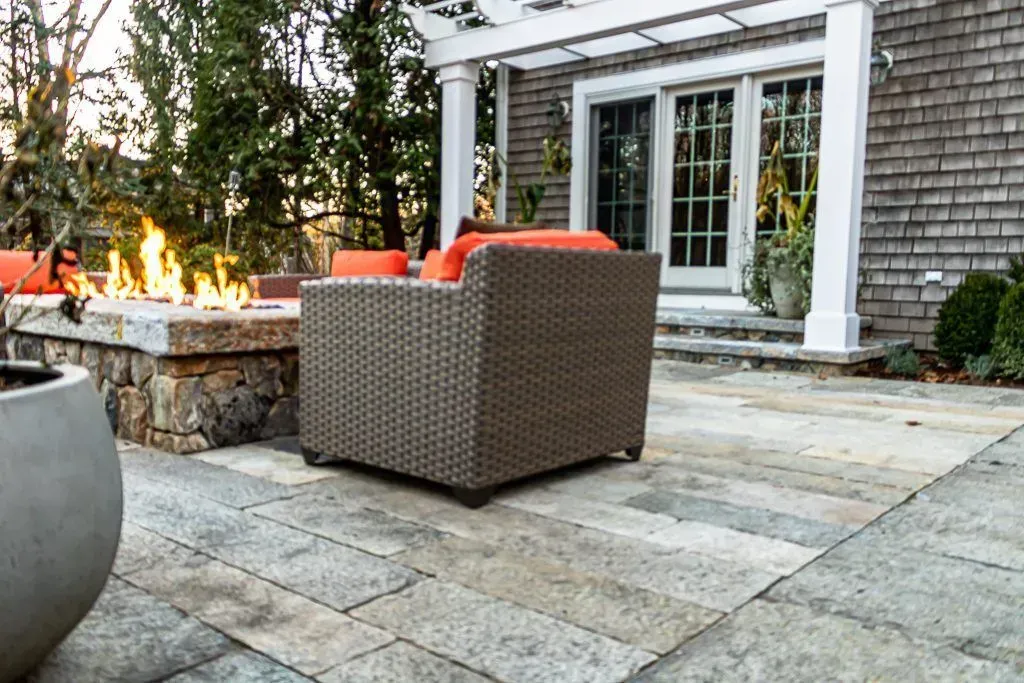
[
  {"left": 656, "top": 309, "right": 873, "bottom": 333},
  {"left": 653, "top": 334, "right": 908, "bottom": 365}
]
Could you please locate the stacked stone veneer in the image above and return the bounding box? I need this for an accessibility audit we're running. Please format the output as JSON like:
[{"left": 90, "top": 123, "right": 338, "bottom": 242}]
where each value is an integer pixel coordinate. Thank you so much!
[{"left": 3, "top": 296, "right": 300, "bottom": 454}]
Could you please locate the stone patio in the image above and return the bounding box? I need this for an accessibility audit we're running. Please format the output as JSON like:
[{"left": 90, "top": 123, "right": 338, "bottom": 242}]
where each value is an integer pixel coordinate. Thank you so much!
[{"left": 26, "top": 361, "right": 1024, "bottom": 682}]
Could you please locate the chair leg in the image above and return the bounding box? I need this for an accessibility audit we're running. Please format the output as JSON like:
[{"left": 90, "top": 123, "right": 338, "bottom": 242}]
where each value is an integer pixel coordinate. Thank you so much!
[
  {"left": 301, "top": 447, "right": 323, "bottom": 466},
  {"left": 452, "top": 486, "right": 495, "bottom": 509},
  {"left": 625, "top": 444, "right": 644, "bottom": 462}
]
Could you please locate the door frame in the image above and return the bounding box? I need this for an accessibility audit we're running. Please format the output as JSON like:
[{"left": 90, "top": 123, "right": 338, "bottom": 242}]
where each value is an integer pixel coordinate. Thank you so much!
[
  {"left": 656, "top": 77, "right": 750, "bottom": 289},
  {"left": 569, "top": 41, "right": 826, "bottom": 294}
]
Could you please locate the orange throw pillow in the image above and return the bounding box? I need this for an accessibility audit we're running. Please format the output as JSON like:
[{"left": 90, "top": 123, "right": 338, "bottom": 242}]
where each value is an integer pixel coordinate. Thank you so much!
[
  {"left": 437, "top": 230, "right": 618, "bottom": 282},
  {"left": 419, "top": 250, "right": 444, "bottom": 280},
  {"left": 330, "top": 250, "right": 409, "bottom": 277},
  {"left": 0, "top": 250, "right": 78, "bottom": 294}
]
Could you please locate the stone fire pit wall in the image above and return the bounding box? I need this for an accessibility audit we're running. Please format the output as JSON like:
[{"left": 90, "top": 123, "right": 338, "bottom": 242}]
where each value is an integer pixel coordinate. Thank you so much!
[{"left": 3, "top": 296, "right": 300, "bottom": 454}]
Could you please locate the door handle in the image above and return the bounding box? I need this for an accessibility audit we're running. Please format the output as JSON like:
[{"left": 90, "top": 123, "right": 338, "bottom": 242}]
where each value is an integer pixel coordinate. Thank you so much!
[{"left": 731, "top": 175, "right": 739, "bottom": 201}]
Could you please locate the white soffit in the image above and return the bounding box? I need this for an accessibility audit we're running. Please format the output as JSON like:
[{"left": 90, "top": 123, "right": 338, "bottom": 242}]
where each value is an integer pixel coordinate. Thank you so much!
[
  {"left": 566, "top": 32, "right": 659, "bottom": 58},
  {"left": 501, "top": 48, "right": 585, "bottom": 70},
  {"left": 725, "top": 0, "right": 827, "bottom": 27},
  {"left": 638, "top": 14, "right": 742, "bottom": 44}
]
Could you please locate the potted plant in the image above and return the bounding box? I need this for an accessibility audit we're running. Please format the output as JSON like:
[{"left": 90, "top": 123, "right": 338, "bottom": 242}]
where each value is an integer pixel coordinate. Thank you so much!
[
  {"left": 0, "top": 5, "right": 123, "bottom": 680},
  {"left": 743, "top": 141, "right": 818, "bottom": 319}
]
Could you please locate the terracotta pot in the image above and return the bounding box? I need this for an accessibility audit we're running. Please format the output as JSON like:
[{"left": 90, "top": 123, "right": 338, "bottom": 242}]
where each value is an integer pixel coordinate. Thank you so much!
[
  {"left": 0, "top": 362, "right": 122, "bottom": 682},
  {"left": 768, "top": 261, "right": 805, "bottom": 320}
]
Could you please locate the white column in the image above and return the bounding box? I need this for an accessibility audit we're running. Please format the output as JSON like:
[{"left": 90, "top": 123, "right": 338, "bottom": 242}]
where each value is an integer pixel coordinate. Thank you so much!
[
  {"left": 440, "top": 61, "right": 480, "bottom": 249},
  {"left": 494, "top": 64, "right": 510, "bottom": 223},
  {"left": 803, "top": 0, "right": 877, "bottom": 352}
]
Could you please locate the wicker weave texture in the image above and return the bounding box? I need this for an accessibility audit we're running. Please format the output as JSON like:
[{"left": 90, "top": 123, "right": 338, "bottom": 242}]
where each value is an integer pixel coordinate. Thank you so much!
[
  {"left": 248, "top": 274, "right": 326, "bottom": 299},
  {"left": 299, "top": 244, "right": 660, "bottom": 491}
]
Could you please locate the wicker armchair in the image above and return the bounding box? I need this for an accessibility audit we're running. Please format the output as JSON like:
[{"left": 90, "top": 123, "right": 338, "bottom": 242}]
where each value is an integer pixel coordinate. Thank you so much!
[{"left": 299, "top": 243, "right": 661, "bottom": 507}]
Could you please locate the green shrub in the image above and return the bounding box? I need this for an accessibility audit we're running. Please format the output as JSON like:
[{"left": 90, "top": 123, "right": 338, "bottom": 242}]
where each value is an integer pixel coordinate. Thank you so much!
[
  {"left": 964, "top": 354, "right": 996, "bottom": 381},
  {"left": 993, "top": 283, "right": 1024, "bottom": 378},
  {"left": 885, "top": 346, "right": 920, "bottom": 377},
  {"left": 1008, "top": 253, "right": 1024, "bottom": 284},
  {"left": 933, "top": 272, "right": 1009, "bottom": 367}
]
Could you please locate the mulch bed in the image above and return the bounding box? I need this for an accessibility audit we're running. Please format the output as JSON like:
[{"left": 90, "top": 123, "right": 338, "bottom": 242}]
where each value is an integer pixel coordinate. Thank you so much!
[{"left": 855, "top": 354, "right": 1024, "bottom": 389}]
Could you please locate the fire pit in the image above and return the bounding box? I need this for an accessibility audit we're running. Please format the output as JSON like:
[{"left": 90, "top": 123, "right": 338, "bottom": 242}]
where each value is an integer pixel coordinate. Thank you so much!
[{"left": 4, "top": 218, "right": 300, "bottom": 454}]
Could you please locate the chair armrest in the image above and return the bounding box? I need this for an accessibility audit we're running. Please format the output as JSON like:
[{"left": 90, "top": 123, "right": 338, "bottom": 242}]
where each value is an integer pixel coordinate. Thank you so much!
[{"left": 249, "top": 273, "right": 327, "bottom": 299}]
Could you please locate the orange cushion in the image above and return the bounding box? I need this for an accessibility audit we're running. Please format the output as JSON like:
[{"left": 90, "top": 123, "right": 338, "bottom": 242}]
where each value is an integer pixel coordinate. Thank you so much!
[
  {"left": 330, "top": 250, "right": 409, "bottom": 277},
  {"left": 419, "top": 250, "right": 444, "bottom": 280},
  {"left": 0, "top": 250, "right": 78, "bottom": 294},
  {"left": 437, "top": 230, "right": 618, "bottom": 282}
]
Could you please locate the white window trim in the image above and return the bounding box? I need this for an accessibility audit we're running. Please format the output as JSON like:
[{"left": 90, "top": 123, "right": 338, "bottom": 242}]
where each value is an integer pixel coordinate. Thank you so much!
[{"left": 569, "top": 39, "right": 826, "bottom": 236}]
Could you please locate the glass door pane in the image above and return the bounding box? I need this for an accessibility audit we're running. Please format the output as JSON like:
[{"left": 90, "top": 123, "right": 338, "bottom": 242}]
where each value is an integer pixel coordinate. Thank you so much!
[
  {"left": 757, "top": 76, "right": 823, "bottom": 235},
  {"left": 670, "top": 89, "right": 734, "bottom": 269},
  {"left": 593, "top": 99, "right": 652, "bottom": 251}
]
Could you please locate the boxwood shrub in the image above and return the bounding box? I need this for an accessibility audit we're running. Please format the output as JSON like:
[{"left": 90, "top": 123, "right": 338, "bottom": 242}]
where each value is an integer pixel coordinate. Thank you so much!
[
  {"left": 933, "top": 272, "right": 1009, "bottom": 367},
  {"left": 994, "top": 282, "right": 1024, "bottom": 378}
]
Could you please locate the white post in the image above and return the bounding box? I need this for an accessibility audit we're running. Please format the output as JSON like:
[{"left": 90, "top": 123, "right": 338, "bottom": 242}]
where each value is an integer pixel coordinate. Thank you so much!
[
  {"left": 494, "top": 64, "right": 510, "bottom": 223},
  {"left": 803, "top": 0, "right": 877, "bottom": 352},
  {"left": 440, "top": 61, "right": 480, "bottom": 249}
]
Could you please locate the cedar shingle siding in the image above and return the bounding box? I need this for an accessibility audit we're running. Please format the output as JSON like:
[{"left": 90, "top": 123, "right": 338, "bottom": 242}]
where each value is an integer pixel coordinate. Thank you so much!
[{"left": 504, "top": 0, "right": 1024, "bottom": 349}]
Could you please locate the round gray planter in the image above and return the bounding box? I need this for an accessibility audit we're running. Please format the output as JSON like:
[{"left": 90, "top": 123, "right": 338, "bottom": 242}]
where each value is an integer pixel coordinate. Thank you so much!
[
  {"left": 768, "top": 261, "right": 806, "bottom": 320},
  {"left": 0, "top": 362, "right": 123, "bottom": 682}
]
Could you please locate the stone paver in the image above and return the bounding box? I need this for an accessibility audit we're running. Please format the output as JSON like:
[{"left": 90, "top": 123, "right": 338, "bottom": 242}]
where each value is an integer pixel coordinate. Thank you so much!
[
  {"left": 120, "top": 447, "right": 294, "bottom": 508},
  {"left": 395, "top": 535, "right": 721, "bottom": 654},
  {"left": 113, "top": 521, "right": 198, "bottom": 576},
  {"left": 769, "top": 537, "right": 1024, "bottom": 665},
  {"left": 30, "top": 362, "right": 1024, "bottom": 682},
  {"left": 195, "top": 444, "right": 342, "bottom": 486},
  {"left": 250, "top": 492, "right": 446, "bottom": 556},
  {"left": 26, "top": 578, "right": 230, "bottom": 683},
  {"left": 127, "top": 555, "right": 394, "bottom": 676},
  {"left": 627, "top": 490, "right": 858, "bottom": 548},
  {"left": 496, "top": 487, "right": 678, "bottom": 539},
  {"left": 645, "top": 520, "right": 823, "bottom": 575},
  {"left": 317, "top": 642, "right": 490, "bottom": 683},
  {"left": 166, "top": 651, "right": 311, "bottom": 682},
  {"left": 636, "top": 599, "right": 1024, "bottom": 682},
  {"left": 124, "top": 471, "right": 420, "bottom": 611},
  {"left": 352, "top": 580, "right": 656, "bottom": 683}
]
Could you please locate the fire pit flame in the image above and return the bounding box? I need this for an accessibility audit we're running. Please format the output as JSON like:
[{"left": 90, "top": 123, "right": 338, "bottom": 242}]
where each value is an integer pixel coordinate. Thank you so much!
[{"left": 63, "top": 217, "right": 250, "bottom": 311}]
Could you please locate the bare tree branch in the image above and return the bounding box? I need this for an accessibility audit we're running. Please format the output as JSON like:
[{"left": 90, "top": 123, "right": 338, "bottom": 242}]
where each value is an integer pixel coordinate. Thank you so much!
[
  {"left": 25, "top": 0, "right": 52, "bottom": 69},
  {"left": 71, "top": 0, "right": 112, "bottom": 71}
]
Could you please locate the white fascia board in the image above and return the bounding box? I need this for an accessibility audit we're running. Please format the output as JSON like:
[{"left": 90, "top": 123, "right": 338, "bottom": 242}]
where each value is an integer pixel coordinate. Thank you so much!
[{"left": 424, "top": 0, "right": 781, "bottom": 68}]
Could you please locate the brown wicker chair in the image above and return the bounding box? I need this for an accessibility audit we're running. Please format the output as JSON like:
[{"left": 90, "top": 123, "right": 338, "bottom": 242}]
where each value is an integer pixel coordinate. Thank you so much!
[{"left": 299, "top": 243, "right": 661, "bottom": 507}]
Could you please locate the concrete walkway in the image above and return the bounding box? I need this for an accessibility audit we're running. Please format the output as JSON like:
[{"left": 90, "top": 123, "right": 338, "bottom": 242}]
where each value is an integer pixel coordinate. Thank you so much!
[{"left": 26, "top": 362, "right": 1024, "bottom": 682}]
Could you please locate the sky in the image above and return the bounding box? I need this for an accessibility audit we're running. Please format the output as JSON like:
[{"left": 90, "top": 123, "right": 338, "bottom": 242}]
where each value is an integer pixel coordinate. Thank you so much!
[{"left": 74, "top": 0, "right": 133, "bottom": 135}]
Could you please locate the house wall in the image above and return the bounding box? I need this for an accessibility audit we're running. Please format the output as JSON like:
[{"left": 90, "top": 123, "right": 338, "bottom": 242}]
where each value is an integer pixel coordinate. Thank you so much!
[{"left": 504, "top": 0, "right": 1024, "bottom": 349}]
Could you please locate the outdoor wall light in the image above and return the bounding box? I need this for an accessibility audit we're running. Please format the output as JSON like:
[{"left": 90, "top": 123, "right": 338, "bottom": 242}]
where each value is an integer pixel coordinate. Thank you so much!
[
  {"left": 546, "top": 93, "right": 570, "bottom": 128},
  {"left": 870, "top": 48, "right": 894, "bottom": 86}
]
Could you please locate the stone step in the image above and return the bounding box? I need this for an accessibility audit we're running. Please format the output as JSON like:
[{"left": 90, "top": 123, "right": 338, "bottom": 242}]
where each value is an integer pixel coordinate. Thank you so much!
[
  {"left": 652, "top": 335, "right": 910, "bottom": 375},
  {"left": 655, "top": 309, "right": 873, "bottom": 345}
]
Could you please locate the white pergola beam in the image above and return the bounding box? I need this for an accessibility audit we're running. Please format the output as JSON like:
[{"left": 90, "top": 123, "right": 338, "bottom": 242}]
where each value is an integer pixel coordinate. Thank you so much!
[{"left": 424, "top": 0, "right": 781, "bottom": 68}]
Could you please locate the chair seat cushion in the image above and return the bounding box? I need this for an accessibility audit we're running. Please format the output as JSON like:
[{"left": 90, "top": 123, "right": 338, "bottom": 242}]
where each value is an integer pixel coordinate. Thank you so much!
[
  {"left": 331, "top": 250, "right": 409, "bottom": 277},
  {"left": 0, "top": 250, "right": 78, "bottom": 294},
  {"left": 419, "top": 250, "right": 445, "bottom": 280},
  {"left": 438, "top": 230, "right": 618, "bottom": 281}
]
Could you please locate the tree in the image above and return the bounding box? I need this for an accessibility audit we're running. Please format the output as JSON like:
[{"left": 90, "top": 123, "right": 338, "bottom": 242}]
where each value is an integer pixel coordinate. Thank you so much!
[
  {"left": 125, "top": 0, "right": 495, "bottom": 271},
  {"left": 0, "top": 0, "right": 119, "bottom": 329}
]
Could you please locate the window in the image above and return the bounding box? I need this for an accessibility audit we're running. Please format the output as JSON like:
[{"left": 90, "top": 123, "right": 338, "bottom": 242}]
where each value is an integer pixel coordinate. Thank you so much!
[
  {"left": 593, "top": 99, "right": 652, "bottom": 251},
  {"left": 757, "top": 76, "right": 823, "bottom": 235},
  {"left": 670, "top": 89, "right": 734, "bottom": 267}
]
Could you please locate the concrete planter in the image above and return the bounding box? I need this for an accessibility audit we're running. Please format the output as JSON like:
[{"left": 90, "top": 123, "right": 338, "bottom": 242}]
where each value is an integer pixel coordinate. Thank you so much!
[
  {"left": 0, "top": 362, "right": 122, "bottom": 682},
  {"left": 768, "top": 261, "right": 806, "bottom": 320}
]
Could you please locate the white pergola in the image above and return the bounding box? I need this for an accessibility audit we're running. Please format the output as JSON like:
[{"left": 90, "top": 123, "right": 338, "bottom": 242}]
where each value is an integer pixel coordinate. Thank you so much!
[{"left": 405, "top": 0, "right": 881, "bottom": 353}]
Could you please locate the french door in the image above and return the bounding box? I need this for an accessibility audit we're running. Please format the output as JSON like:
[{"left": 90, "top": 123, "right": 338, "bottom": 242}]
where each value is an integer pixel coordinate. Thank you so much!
[
  {"left": 657, "top": 81, "right": 744, "bottom": 289},
  {"left": 590, "top": 69, "right": 823, "bottom": 293}
]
